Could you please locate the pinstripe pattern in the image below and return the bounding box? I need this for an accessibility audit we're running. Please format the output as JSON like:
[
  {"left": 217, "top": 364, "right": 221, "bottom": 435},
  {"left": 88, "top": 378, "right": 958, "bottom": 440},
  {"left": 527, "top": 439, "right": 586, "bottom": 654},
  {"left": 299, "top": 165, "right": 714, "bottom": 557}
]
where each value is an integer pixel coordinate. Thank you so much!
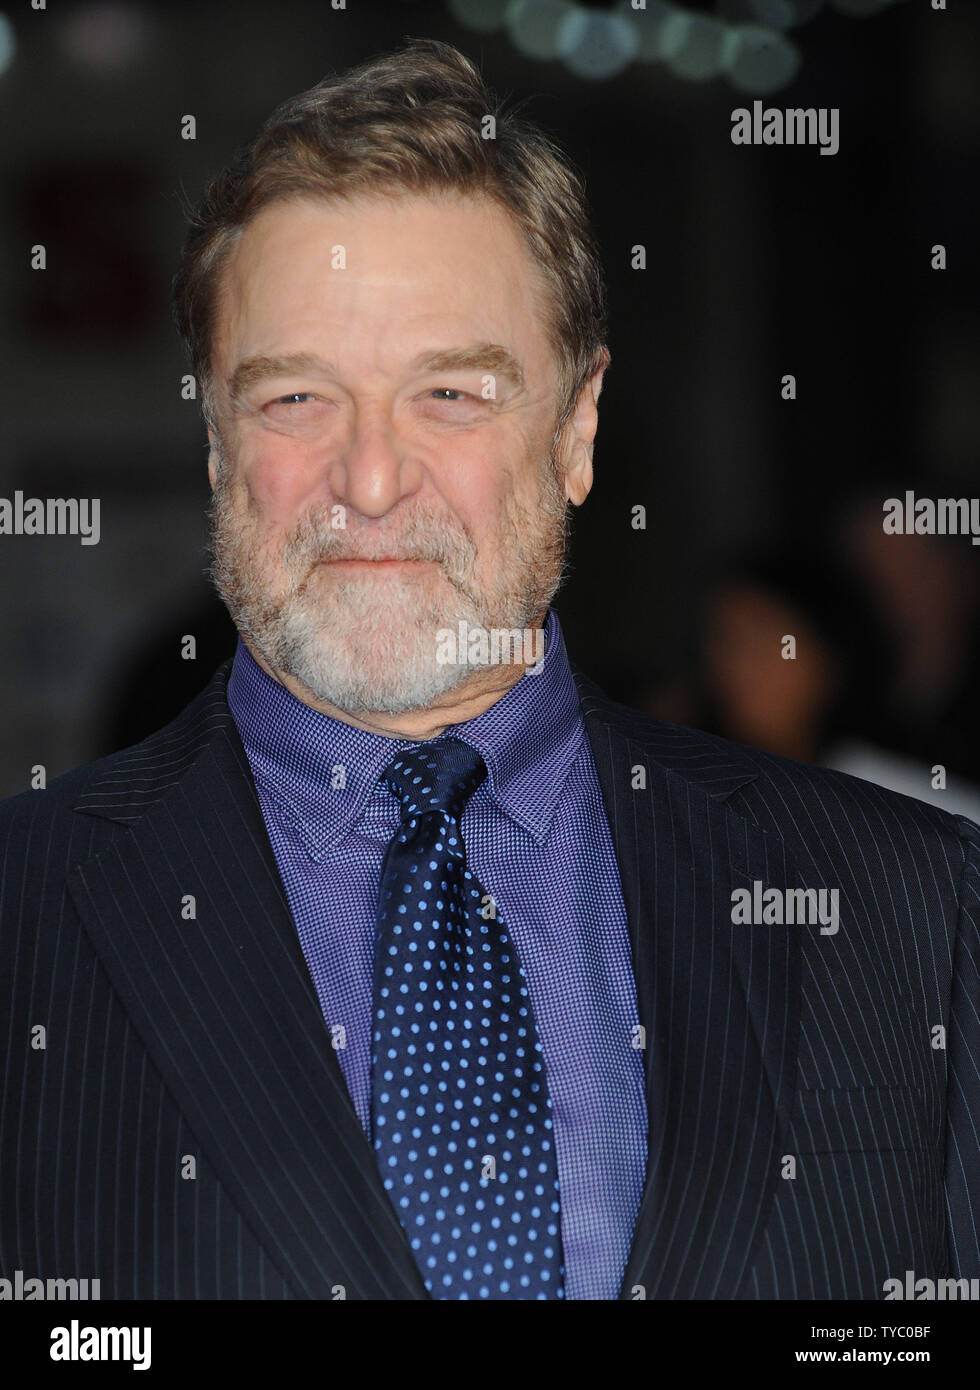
[{"left": 1, "top": 657, "right": 977, "bottom": 1298}]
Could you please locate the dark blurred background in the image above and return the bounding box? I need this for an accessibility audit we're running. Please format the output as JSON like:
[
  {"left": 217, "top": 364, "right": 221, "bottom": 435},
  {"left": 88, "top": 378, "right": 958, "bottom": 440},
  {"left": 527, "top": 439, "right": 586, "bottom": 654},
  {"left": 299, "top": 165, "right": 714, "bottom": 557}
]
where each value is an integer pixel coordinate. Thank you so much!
[{"left": 1, "top": 0, "right": 978, "bottom": 813}]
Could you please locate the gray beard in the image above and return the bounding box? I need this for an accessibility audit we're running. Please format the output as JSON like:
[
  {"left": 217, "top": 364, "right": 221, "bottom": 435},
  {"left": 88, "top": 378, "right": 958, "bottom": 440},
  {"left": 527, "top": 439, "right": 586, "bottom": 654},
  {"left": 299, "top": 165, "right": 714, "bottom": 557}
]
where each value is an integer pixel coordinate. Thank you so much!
[
  {"left": 249, "top": 569, "right": 542, "bottom": 714},
  {"left": 207, "top": 461, "right": 570, "bottom": 715}
]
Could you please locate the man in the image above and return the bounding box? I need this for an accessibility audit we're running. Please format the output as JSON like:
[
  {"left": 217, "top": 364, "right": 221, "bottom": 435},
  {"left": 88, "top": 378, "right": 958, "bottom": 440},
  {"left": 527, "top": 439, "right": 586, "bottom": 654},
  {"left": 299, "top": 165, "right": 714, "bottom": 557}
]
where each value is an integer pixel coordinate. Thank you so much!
[{"left": 1, "top": 38, "right": 977, "bottom": 1302}]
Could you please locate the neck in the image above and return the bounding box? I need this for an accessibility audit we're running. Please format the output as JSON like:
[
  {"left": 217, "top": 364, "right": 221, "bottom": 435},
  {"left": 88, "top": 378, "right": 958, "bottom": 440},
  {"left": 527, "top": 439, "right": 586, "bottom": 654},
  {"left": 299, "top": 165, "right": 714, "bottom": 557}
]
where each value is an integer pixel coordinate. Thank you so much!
[{"left": 240, "top": 618, "right": 547, "bottom": 740}]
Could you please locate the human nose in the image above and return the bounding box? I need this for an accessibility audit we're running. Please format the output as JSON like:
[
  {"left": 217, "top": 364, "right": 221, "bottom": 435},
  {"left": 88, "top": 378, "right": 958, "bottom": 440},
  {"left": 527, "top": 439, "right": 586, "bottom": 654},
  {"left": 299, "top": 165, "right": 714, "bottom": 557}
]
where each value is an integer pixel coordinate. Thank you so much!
[{"left": 326, "top": 401, "right": 421, "bottom": 520}]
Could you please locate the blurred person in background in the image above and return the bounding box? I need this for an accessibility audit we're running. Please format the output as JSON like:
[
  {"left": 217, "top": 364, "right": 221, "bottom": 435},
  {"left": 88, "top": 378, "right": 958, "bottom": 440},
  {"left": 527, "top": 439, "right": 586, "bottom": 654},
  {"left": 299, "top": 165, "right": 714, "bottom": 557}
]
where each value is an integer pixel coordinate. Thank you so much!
[
  {"left": 838, "top": 490, "right": 980, "bottom": 784},
  {"left": 697, "top": 548, "right": 980, "bottom": 823}
]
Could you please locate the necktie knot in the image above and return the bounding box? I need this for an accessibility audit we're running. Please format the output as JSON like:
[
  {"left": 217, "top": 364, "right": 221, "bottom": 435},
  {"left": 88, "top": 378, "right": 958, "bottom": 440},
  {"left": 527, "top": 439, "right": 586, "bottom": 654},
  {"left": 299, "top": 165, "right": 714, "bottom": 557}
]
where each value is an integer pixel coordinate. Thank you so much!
[{"left": 380, "top": 737, "right": 487, "bottom": 824}]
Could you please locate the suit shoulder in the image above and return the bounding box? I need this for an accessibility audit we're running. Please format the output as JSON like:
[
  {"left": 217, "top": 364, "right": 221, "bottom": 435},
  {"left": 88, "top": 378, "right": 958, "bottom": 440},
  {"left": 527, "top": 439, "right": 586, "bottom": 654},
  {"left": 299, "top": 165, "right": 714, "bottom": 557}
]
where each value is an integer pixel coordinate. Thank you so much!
[
  {"left": 572, "top": 666, "right": 977, "bottom": 858},
  {"left": 0, "top": 662, "right": 233, "bottom": 839},
  {"left": 700, "top": 729, "right": 975, "bottom": 845},
  {"left": 0, "top": 751, "right": 123, "bottom": 827}
]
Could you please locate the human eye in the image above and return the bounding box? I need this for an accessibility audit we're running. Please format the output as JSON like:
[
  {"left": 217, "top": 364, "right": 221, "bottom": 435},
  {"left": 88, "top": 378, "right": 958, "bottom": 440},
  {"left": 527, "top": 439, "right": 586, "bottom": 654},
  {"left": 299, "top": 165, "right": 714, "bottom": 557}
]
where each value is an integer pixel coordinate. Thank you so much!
[
  {"left": 270, "top": 392, "right": 317, "bottom": 408},
  {"left": 261, "top": 391, "right": 330, "bottom": 422},
  {"left": 420, "top": 385, "right": 490, "bottom": 422},
  {"left": 430, "top": 387, "right": 472, "bottom": 402}
]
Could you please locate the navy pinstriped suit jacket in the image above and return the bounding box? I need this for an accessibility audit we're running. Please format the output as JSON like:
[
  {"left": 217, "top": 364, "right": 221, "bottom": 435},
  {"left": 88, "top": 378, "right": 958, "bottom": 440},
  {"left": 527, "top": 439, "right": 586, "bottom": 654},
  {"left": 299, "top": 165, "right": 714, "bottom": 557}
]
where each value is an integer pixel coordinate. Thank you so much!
[{"left": 1, "top": 658, "right": 978, "bottom": 1299}]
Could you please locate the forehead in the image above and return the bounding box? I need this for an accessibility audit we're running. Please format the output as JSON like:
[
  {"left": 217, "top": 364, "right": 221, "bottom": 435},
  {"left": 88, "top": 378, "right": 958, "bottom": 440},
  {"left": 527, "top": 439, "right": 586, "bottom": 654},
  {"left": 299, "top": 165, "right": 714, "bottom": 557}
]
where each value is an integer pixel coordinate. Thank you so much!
[{"left": 212, "top": 190, "right": 555, "bottom": 375}]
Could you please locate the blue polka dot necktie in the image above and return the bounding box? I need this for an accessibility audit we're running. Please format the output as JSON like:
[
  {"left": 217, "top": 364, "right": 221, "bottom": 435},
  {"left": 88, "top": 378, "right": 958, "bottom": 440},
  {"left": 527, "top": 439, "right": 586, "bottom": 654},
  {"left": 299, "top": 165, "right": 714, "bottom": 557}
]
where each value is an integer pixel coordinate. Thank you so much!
[{"left": 370, "top": 738, "right": 565, "bottom": 1300}]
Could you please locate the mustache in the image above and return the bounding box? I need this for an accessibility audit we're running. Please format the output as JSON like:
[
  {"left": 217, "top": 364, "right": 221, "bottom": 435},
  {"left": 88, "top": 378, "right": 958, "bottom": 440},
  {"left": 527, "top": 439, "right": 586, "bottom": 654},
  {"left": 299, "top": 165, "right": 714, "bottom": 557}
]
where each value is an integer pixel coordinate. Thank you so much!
[
  {"left": 281, "top": 510, "right": 474, "bottom": 570},
  {"left": 276, "top": 505, "right": 484, "bottom": 607}
]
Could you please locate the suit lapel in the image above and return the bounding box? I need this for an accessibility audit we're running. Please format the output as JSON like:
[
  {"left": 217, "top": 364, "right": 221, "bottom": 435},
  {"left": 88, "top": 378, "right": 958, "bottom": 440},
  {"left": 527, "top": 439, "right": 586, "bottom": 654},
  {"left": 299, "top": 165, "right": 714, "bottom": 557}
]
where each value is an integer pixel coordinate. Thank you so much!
[
  {"left": 575, "top": 672, "right": 801, "bottom": 1300},
  {"left": 68, "top": 668, "right": 428, "bottom": 1301}
]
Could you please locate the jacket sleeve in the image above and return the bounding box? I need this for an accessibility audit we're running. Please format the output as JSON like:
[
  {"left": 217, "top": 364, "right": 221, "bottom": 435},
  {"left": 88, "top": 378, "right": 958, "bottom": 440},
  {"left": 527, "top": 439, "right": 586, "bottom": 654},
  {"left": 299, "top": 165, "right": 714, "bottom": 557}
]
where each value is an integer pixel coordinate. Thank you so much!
[{"left": 943, "top": 813, "right": 980, "bottom": 1277}]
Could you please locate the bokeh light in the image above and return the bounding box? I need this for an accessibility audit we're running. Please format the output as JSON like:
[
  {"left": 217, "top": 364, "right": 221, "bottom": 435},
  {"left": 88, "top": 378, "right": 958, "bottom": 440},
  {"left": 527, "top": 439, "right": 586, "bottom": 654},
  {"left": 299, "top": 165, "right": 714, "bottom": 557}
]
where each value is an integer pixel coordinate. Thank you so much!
[
  {"left": 623, "top": 0, "right": 690, "bottom": 64},
  {"left": 557, "top": 7, "right": 640, "bottom": 81},
  {"left": 0, "top": 13, "right": 16, "bottom": 80},
  {"left": 725, "top": 24, "right": 801, "bottom": 94},
  {"left": 666, "top": 14, "right": 730, "bottom": 82},
  {"left": 448, "top": 0, "right": 514, "bottom": 34},
  {"left": 505, "top": 0, "right": 577, "bottom": 62}
]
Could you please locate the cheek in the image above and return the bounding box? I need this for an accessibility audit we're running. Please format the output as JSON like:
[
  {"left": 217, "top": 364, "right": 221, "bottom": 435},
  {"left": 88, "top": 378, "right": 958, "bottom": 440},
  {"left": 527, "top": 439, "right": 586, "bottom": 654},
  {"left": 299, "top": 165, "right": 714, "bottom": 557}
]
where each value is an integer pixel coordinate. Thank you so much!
[
  {"left": 429, "top": 440, "right": 502, "bottom": 523},
  {"left": 237, "top": 440, "right": 322, "bottom": 523},
  {"left": 437, "top": 429, "right": 537, "bottom": 521}
]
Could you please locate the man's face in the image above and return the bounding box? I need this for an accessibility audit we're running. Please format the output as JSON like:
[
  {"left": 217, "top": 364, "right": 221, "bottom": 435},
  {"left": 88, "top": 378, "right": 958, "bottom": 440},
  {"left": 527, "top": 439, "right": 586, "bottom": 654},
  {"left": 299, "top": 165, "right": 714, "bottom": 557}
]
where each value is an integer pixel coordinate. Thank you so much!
[{"left": 206, "top": 190, "right": 591, "bottom": 716}]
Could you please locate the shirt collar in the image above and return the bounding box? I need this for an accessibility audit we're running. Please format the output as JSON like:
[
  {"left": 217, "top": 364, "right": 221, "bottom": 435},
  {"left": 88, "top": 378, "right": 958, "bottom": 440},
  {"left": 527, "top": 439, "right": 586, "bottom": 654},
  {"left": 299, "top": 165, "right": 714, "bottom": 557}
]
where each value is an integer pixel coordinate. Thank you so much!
[{"left": 226, "top": 607, "right": 584, "bottom": 858}]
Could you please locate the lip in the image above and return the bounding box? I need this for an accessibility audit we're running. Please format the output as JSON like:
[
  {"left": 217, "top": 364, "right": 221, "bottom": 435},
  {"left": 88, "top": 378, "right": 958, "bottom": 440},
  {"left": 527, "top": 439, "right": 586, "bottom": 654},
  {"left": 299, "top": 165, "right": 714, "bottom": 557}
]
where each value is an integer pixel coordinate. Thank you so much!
[{"left": 324, "top": 558, "right": 434, "bottom": 567}]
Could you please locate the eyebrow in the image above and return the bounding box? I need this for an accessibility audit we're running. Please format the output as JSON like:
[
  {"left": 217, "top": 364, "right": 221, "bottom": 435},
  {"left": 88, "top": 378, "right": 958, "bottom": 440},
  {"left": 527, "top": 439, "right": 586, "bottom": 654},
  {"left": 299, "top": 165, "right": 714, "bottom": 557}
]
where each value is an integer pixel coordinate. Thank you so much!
[{"left": 227, "top": 343, "right": 525, "bottom": 407}]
